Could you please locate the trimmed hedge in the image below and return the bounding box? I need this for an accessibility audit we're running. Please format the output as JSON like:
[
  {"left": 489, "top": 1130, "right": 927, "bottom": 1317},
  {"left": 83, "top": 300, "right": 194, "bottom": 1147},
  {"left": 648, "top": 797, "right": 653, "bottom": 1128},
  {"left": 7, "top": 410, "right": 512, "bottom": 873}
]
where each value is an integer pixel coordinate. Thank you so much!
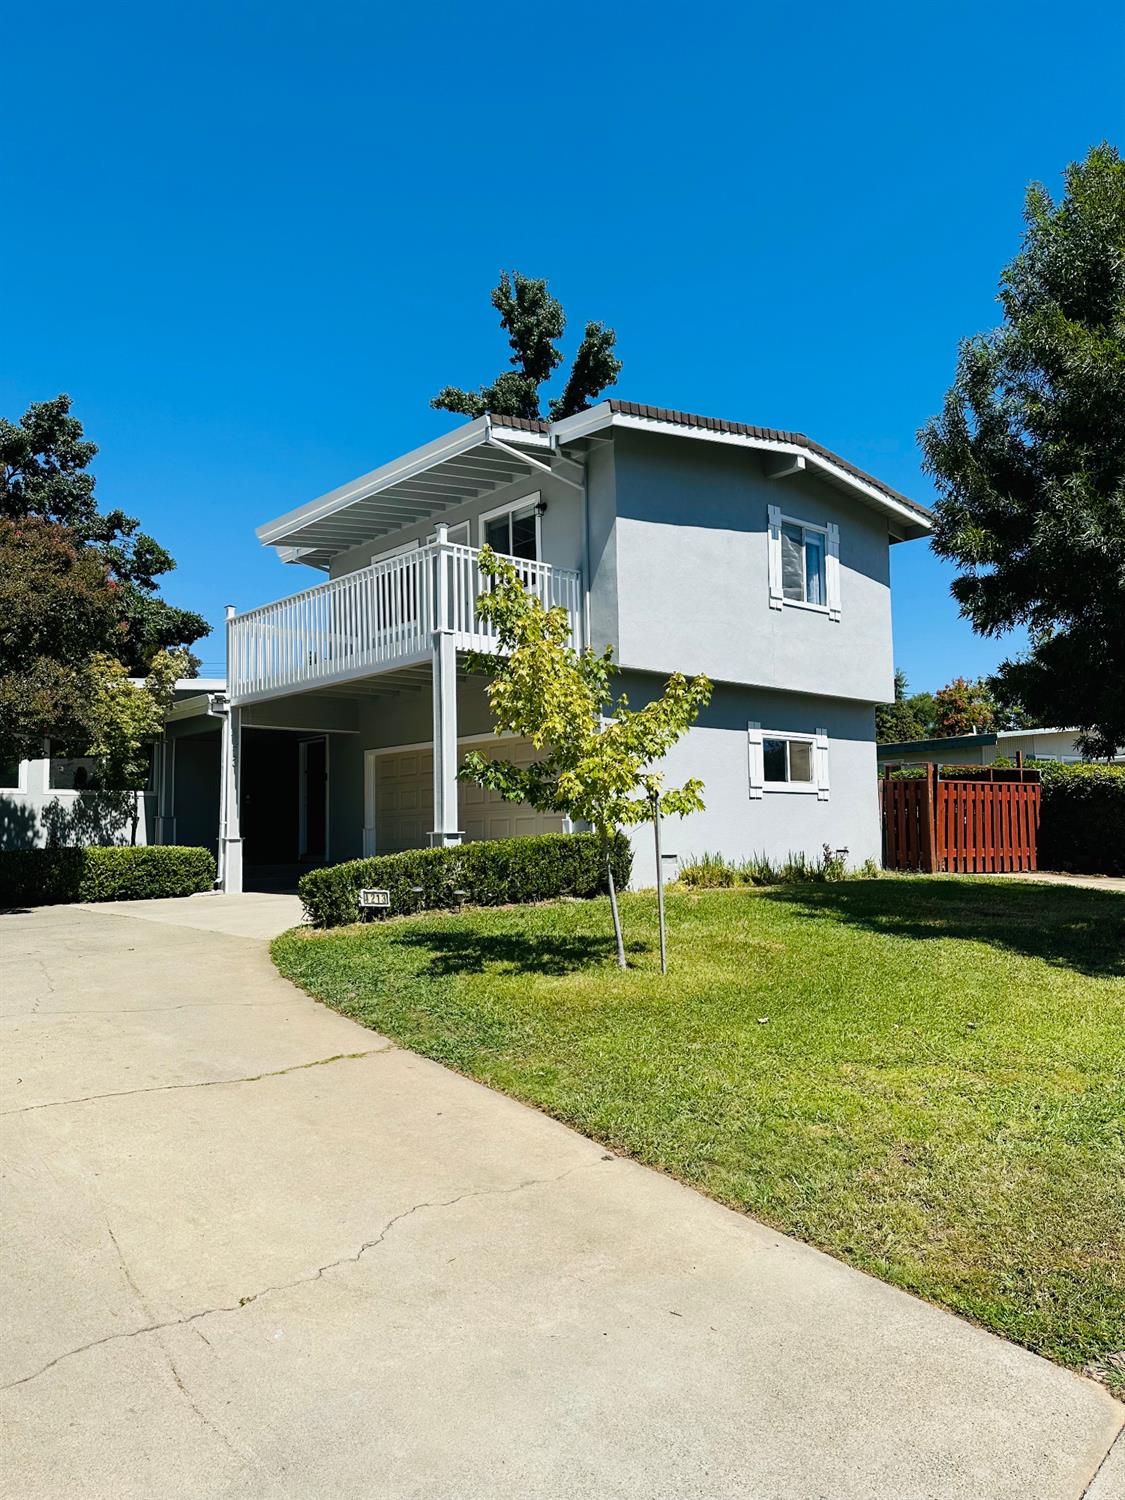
[
  {"left": 298, "top": 831, "right": 633, "bottom": 928},
  {"left": 1035, "top": 762, "right": 1125, "bottom": 876},
  {"left": 0, "top": 845, "right": 216, "bottom": 908}
]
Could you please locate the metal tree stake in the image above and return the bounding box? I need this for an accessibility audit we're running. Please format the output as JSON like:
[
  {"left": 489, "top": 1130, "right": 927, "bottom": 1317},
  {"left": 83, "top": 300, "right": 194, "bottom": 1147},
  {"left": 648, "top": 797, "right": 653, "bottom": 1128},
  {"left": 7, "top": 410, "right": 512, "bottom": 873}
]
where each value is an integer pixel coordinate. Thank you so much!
[{"left": 652, "top": 791, "right": 667, "bottom": 975}]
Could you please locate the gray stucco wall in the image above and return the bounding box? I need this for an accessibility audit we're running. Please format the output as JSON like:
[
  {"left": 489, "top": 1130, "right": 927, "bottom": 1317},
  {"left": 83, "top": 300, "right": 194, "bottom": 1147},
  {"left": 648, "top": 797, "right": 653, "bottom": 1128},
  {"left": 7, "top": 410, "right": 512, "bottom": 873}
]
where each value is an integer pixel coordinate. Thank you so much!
[
  {"left": 603, "top": 430, "right": 895, "bottom": 703},
  {"left": 0, "top": 759, "right": 156, "bottom": 850},
  {"left": 618, "top": 673, "right": 880, "bottom": 887}
]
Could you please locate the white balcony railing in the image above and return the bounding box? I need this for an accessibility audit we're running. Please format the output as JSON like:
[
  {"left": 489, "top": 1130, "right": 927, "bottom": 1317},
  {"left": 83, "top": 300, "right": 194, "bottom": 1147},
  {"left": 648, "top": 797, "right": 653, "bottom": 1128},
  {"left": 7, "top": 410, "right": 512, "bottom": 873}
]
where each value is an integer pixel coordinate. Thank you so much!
[{"left": 227, "top": 541, "right": 583, "bottom": 705}]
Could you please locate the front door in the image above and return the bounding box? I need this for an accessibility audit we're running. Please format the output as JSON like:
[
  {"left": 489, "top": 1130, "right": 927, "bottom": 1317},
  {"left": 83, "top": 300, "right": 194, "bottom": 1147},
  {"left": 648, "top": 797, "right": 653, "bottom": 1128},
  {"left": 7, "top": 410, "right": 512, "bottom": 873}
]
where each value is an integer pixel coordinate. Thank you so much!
[{"left": 299, "top": 737, "right": 328, "bottom": 862}]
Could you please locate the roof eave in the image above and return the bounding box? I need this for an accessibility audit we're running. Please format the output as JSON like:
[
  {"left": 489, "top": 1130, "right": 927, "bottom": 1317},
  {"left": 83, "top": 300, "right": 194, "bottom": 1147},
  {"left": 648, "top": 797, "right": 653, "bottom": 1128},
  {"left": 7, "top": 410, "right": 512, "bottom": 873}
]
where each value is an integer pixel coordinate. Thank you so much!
[
  {"left": 256, "top": 415, "right": 552, "bottom": 550},
  {"left": 553, "top": 403, "right": 931, "bottom": 537}
]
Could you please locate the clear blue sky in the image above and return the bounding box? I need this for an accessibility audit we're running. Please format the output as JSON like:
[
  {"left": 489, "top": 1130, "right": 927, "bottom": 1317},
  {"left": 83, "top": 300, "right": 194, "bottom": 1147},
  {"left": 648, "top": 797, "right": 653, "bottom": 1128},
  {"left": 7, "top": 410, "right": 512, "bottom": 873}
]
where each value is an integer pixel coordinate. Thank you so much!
[{"left": 4, "top": 1, "right": 1122, "bottom": 687}]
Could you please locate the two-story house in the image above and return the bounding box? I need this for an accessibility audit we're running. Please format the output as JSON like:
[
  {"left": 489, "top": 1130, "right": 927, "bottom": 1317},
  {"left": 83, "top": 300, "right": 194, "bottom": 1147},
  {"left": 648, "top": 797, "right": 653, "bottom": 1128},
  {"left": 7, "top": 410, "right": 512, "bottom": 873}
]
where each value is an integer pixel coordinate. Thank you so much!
[{"left": 157, "top": 401, "right": 931, "bottom": 891}]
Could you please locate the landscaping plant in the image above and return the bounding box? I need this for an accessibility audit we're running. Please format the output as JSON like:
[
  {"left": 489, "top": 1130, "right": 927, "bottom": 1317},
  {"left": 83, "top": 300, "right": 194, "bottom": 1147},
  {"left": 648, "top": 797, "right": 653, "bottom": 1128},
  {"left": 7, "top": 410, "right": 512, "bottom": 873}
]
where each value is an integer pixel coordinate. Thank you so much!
[
  {"left": 459, "top": 546, "right": 711, "bottom": 967},
  {"left": 297, "top": 831, "right": 632, "bottom": 929},
  {"left": 0, "top": 844, "right": 215, "bottom": 906}
]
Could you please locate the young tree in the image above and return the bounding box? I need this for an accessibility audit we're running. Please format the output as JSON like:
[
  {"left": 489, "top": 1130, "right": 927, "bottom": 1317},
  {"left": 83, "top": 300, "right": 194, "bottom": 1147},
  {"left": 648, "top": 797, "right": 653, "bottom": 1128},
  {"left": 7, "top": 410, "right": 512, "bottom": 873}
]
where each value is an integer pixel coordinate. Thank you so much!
[
  {"left": 459, "top": 548, "right": 711, "bottom": 967},
  {"left": 920, "top": 144, "right": 1125, "bottom": 757},
  {"left": 432, "top": 271, "right": 623, "bottom": 423},
  {"left": 0, "top": 517, "right": 124, "bottom": 763},
  {"left": 1, "top": 394, "right": 209, "bottom": 670},
  {"left": 85, "top": 650, "right": 187, "bottom": 844}
]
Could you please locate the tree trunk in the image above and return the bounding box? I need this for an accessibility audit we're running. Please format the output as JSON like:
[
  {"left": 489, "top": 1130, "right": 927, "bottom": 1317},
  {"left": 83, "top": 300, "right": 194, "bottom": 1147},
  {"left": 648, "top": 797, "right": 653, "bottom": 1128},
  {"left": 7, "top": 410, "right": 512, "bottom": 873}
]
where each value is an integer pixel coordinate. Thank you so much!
[
  {"left": 130, "top": 789, "right": 139, "bottom": 847},
  {"left": 604, "top": 840, "right": 627, "bottom": 969}
]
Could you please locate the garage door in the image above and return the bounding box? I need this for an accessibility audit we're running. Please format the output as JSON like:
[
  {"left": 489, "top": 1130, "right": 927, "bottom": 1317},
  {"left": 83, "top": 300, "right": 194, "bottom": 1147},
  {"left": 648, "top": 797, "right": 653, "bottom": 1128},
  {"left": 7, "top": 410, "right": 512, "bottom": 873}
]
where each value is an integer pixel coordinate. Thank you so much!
[{"left": 369, "top": 739, "right": 564, "bottom": 853}]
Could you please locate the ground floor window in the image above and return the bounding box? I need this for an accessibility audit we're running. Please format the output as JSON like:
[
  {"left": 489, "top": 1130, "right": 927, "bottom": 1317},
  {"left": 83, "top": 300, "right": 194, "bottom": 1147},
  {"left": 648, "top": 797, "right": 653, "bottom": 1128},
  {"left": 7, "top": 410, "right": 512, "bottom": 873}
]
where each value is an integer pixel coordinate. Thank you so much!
[
  {"left": 763, "top": 734, "right": 814, "bottom": 785},
  {"left": 748, "top": 723, "right": 830, "bottom": 800}
]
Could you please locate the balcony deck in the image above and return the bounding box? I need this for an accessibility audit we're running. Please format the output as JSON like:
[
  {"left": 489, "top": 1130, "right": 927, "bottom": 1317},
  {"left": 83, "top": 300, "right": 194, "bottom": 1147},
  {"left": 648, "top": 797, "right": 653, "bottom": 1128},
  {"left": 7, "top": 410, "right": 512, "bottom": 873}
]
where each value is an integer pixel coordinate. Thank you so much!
[{"left": 227, "top": 541, "right": 583, "bottom": 706}]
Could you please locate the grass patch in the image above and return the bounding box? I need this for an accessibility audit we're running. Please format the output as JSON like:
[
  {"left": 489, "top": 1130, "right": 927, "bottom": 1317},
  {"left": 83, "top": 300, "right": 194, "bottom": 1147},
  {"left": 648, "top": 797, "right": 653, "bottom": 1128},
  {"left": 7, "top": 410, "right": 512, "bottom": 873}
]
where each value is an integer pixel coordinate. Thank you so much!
[{"left": 272, "top": 877, "right": 1125, "bottom": 1383}]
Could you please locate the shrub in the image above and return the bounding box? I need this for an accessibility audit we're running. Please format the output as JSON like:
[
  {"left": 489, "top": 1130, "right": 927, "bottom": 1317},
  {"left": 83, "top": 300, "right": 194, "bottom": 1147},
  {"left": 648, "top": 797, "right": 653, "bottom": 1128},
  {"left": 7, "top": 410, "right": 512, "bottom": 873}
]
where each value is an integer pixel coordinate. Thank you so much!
[
  {"left": 678, "top": 845, "right": 857, "bottom": 888},
  {"left": 298, "top": 832, "right": 633, "bottom": 929},
  {"left": 0, "top": 845, "right": 216, "bottom": 908},
  {"left": 1034, "top": 762, "right": 1125, "bottom": 876}
]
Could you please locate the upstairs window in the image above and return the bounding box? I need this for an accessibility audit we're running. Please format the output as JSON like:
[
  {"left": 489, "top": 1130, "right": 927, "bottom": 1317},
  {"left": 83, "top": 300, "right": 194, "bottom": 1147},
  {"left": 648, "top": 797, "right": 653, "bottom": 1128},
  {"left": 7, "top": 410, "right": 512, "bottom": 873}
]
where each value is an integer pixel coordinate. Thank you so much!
[
  {"left": 781, "top": 522, "right": 825, "bottom": 606},
  {"left": 480, "top": 497, "right": 539, "bottom": 562},
  {"left": 768, "top": 505, "right": 841, "bottom": 619}
]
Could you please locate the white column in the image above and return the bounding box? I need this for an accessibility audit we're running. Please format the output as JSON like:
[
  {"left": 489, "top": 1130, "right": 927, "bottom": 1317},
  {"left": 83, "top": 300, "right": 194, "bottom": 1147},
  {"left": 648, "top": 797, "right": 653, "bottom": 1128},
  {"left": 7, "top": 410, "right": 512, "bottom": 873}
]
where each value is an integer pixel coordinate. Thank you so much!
[
  {"left": 219, "top": 699, "right": 243, "bottom": 893},
  {"left": 430, "top": 525, "right": 462, "bottom": 848},
  {"left": 155, "top": 738, "right": 177, "bottom": 845}
]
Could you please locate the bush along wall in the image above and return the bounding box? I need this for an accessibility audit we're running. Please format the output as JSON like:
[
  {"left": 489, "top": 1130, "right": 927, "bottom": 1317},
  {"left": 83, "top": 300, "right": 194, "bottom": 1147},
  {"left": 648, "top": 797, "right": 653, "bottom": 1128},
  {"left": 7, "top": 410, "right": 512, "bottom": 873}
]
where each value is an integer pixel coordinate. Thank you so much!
[
  {"left": 0, "top": 846, "right": 216, "bottom": 908},
  {"left": 298, "top": 831, "right": 634, "bottom": 929},
  {"left": 1034, "top": 762, "right": 1125, "bottom": 876}
]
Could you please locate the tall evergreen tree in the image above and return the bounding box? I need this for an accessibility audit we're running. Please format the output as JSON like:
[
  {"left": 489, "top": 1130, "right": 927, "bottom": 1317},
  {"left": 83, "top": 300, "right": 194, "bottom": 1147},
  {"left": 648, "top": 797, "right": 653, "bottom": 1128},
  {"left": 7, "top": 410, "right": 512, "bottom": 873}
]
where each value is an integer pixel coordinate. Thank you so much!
[
  {"left": 432, "top": 272, "right": 622, "bottom": 422},
  {"left": 920, "top": 144, "right": 1125, "bottom": 756}
]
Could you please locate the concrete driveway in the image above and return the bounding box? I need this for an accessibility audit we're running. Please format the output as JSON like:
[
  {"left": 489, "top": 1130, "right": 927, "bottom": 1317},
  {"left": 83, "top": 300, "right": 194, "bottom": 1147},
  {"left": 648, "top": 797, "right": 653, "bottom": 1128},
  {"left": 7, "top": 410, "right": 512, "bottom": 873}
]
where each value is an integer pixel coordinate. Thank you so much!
[{"left": 1, "top": 894, "right": 1121, "bottom": 1499}]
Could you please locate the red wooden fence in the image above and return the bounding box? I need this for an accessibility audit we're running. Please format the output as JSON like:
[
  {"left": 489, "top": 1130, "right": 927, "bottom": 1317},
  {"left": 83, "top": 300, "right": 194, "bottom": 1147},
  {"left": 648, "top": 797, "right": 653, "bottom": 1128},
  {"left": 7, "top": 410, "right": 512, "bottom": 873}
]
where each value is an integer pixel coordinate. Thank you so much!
[{"left": 880, "top": 764, "right": 1041, "bottom": 873}]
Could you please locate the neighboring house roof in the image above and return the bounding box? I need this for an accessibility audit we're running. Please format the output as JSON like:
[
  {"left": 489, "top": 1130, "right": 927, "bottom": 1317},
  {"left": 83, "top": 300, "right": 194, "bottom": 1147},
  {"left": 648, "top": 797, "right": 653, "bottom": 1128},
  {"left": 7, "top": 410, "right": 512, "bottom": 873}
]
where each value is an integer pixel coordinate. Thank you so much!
[
  {"left": 258, "top": 401, "right": 931, "bottom": 565},
  {"left": 877, "top": 727, "right": 1083, "bottom": 757}
]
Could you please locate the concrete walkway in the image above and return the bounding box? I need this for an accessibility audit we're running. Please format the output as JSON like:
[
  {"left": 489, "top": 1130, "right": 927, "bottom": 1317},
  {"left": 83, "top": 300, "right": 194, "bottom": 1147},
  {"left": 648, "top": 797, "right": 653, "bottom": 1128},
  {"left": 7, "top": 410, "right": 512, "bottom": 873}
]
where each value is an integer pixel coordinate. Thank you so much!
[{"left": 1, "top": 896, "right": 1120, "bottom": 1499}]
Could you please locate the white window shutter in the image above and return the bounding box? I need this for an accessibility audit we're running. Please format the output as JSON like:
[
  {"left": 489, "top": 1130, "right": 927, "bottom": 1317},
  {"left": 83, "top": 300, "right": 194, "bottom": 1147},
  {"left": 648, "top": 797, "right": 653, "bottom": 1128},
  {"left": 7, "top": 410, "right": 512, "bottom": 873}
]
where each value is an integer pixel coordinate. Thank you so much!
[
  {"left": 747, "top": 722, "right": 764, "bottom": 798},
  {"left": 815, "top": 727, "right": 830, "bottom": 800},
  {"left": 826, "top": 523, "right": 841, "bottom": 621},
  {"left": 767, "top": 506, "right": 784, "bottom": 610}
]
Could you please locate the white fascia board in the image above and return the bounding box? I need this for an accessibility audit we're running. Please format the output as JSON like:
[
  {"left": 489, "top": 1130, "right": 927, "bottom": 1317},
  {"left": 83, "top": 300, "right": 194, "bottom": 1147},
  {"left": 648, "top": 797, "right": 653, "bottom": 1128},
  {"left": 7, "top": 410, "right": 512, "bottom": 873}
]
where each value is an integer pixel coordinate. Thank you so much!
[
  {"left": 165, "top": 693, "right": 220, "bottom": 724},
  {"left": 995, "top": 726, "right": 1077, "bottom": 740},
  {"left": 553, "top": 405, "right": 931, "bottom": 535},
  {"left": 258, "top": 418, "right": 515, "bottom": 547},
  {"left": 258, "top": 418, "right": 553, "bottom": 547}
]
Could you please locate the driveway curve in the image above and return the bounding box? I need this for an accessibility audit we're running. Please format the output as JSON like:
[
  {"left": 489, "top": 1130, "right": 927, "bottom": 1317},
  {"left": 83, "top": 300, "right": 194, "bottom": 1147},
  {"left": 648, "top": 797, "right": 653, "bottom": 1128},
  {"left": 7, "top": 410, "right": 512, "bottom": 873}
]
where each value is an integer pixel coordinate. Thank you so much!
[{"left": 1, "top": 894, "right": 1120, "bottom": 1499}]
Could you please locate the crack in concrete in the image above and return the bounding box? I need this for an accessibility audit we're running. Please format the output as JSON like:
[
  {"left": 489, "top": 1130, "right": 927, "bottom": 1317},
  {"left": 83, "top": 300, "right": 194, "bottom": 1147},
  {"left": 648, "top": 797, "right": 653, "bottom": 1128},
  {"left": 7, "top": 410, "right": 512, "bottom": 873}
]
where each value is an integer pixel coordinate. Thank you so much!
[
  {"left": 2, "top": 998, "right": 298, "bottom": 1018},
  {"left": 104, "top": 1217, "right": 248, "bottom": 1464},
  {"left": 0, "top": 1047, "right": 393, "bottom": 1117},
  {"left": 1080, "top": 1427, "right": 1125, "bottom": 1499},
  {"left": 2, "top": 1159, "right": 604, "bottom": 1393}
]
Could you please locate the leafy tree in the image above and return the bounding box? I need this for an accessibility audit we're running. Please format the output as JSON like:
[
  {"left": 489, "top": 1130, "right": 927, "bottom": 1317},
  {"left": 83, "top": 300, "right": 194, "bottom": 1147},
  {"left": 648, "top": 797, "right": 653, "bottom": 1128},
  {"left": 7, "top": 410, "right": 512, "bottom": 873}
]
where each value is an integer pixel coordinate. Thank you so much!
[
  {"left": 0, "top": 394, "right": 209, "bottom": 670},
  {"left": 875, "top": 670, "right": 927, "bottom": 743},
  {"left": 432, "top": 271, "right": 623, "bottom": 422},
  {"left": 875, "top": 670, "right": 944, "bottom": 743},
  {"left": 0, "top": 517, "right": 124, "bottom": 763},
  {"left": 920, "top": 143, "right": 1125, "bottom": 757},
  {"left": 459, "top": 548, "right": 711, "bottom": 966},
  {"left": 932, "top": 676, "right": 999, "bottom": 738},
  {"left": 85, "top": 649, "right": 187, "bottom": 844}
]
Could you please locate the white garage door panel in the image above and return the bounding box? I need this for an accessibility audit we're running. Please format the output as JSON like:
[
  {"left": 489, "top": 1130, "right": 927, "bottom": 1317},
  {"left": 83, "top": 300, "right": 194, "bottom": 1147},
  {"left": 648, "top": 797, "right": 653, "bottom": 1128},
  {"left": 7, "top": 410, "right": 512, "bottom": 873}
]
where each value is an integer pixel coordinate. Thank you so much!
[{"left": 371, "top": 740, "right": 562, "bottom": 852}]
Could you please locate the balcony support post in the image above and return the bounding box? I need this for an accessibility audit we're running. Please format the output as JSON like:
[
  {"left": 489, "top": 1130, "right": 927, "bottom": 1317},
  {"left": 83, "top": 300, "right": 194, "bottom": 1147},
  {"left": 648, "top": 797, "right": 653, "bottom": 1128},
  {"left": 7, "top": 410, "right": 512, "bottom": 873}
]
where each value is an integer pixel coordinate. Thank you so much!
[{"left": 430, "top": 526, "right": 463, "bottom": 849}]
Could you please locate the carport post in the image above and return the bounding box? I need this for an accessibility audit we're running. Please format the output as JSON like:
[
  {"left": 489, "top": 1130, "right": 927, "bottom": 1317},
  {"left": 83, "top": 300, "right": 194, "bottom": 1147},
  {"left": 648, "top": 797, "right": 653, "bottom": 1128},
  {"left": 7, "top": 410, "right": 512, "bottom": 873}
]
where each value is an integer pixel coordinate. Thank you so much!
[
  {"left": 155, "top": 737, "right": 176, "bottom": 845},
  {"left": 218, "top": 702, "right": 243, "bottom": 893},
  {"left": 430, "top": 526, "right": 462, "bottom": 848},
  {"left": 218, "top": 612, "right": 244, "bottom": 892}
]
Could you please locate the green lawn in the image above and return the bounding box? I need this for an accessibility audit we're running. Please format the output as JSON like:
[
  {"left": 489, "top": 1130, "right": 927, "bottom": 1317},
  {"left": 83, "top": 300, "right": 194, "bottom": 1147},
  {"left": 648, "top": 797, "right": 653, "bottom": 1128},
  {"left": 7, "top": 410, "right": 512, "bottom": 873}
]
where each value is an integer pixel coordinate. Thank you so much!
[{"left": 272, "top": 878, "right": 1125, "bottom": 1386}]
